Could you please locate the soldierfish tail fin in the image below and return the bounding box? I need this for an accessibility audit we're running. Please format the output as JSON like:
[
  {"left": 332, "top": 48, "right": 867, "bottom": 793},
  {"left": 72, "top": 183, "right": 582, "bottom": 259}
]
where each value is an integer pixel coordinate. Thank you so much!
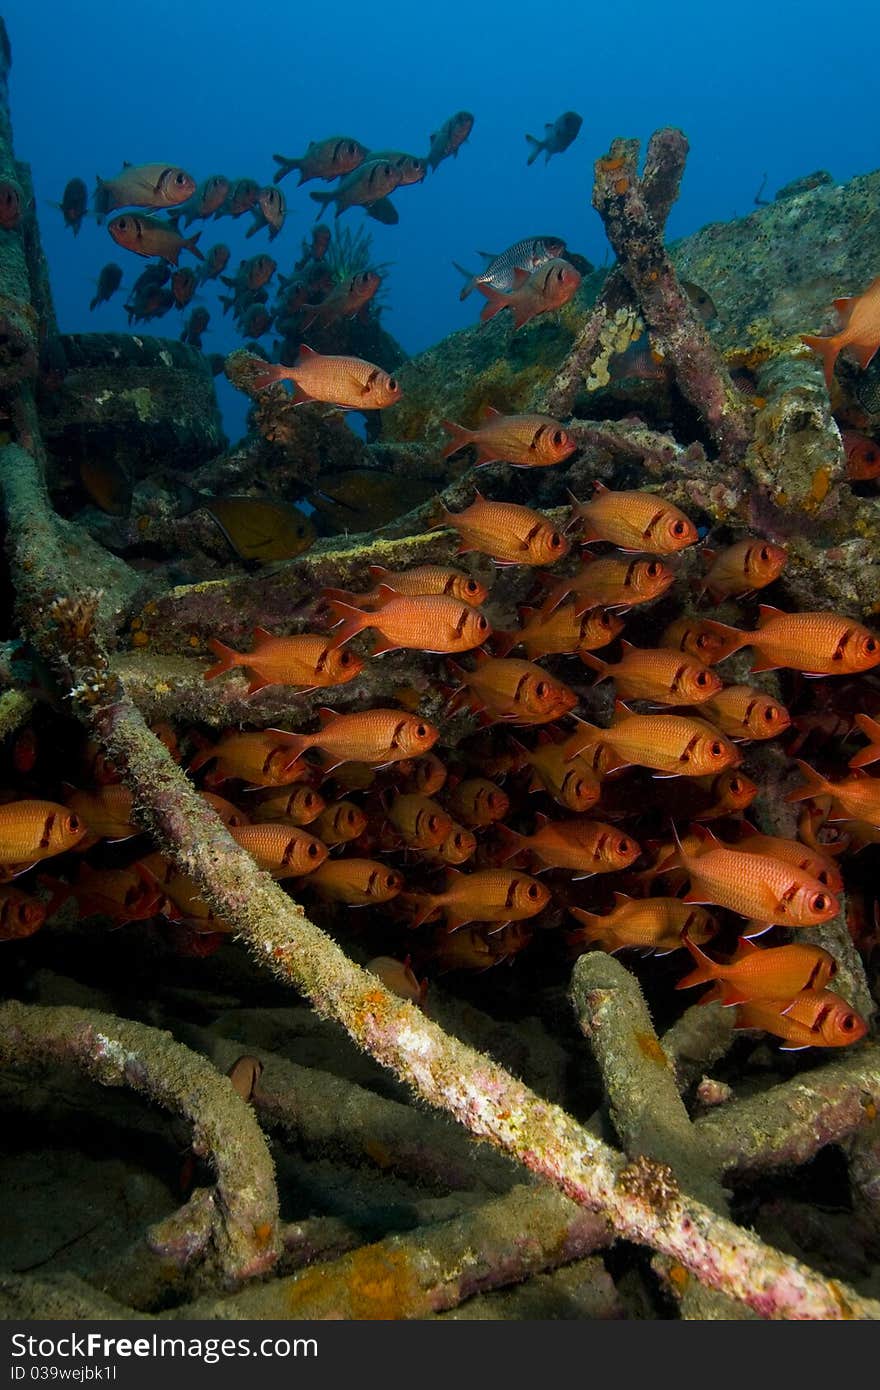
[
  {"left": 325, "top": 598, "right": 367, "bottom": 648},
  {"left": 92, "top": 177, "right": 110, "bottom": 222},
  {"left": 425, "top": 495, "right": 456, "bottom": 531},
  {"left": 565, "top": 905, "right": 605, "bottom": 941},
  {"left": 272, "top": 154, "right": 299, "bottom": 184},
  {"left": 452, "top": 260, "right": 477, "bottom": 300},
  {"left": 493, "top": 823, "right": 527, "bottom": 863},
  {"left": 246, "top": 360, "right": 289, "bottom": 392},
  {"left": 579, "top": 651, "right": 609, "bottom": 681},
  {"left": 785, "top": 759, "right": 832, "bottom": 804},
  {"left": 203, "top": 638, "right": 242, "bottom": 681},
  {"left": 801, "top": 333, "right": 840, "bottom": 393},
  {"left": 441, "top": 419, "right": 475, "bottom": 459},
  {"left": 674, "top": 933, "right": 721, "bottom": 990},
  {"left": 320, "top": 586, "right": 362, "bottom": 608},
  {"left": 477, "top": 281, "right": 509, "bottom": 323},
  {"left": 850, "top": 713, "right": 880, "bottom": 768},
  {"left": 184, "top": 231, "right": 204, "bottom": 262},
  {"left": 491, "top": 629, "right": 519, "bottom": 659},
  {"left": 525, "top": 134, "right": 543, "bottom": 166}
]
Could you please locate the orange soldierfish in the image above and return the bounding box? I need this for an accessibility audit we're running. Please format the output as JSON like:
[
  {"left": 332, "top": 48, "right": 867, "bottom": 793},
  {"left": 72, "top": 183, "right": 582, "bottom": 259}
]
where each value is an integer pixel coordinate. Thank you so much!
[
  {"left": 437, "top": 493, "right": 568, "bottom": 567},
  {"left": 386, "top": 793, "right": 453, "bottom": 849},
  {"left": 540, "top": 555, "right": 673, "bottom": 619},
  {"left": 335, "top": 565, "right": 489, "bottom": 608},
  {"left": 477, "top": 258, "right": 581, "bottom": 331},
  {"left": 447, "top": 653, "right": 576, "bottom": 726},
  {"left": 272, "top": 136, "right": 368, "bottom": 186},
  {"left": 108, "top": 213, "right": 203, "bottom": 264},
  {"left": 307, "top": 858, "right": 403, "bottom": 905},
  {"left": 494, "top": 603, "right": 623, "bottom": 660},
  {"left": 43, "top": 862, "right": 162, "bottom": 926},
  {"left": 661, "top": 616, "right": 741, "bottom": 664},
  {"left": 313, "top": 800, "right": 366, "bottom": 845},
  {"left": 581, "top": 642, "right": 722, "bottom": 706},
  {"left": 569, "top": 483, "right": 698, "bottom": 553},
  {"left": 703, "top": 605, "right": 880, "bottom": 676},
  {"left": 93, "top": 164, "right": 195, "bottom": 220},
  {"left": 729, "top": 824, "right": 843, "bottom": 892},
  {"left": 441, "top": 408, "right": 576, "bottom": 469},
  {"left": 406, "top": 867, "right": 549, "bottom": 932},
  {"left": 247, "top": 344, "right": 401, "bottom": 409},
  {"left": 230, "top": 822, "right": 327, "bottom": 877},
  {"left": 200, "top": 791, "right": 251, "bottom": 827},
  {"left": 188, "top": 730, "right": 306, "bottom": 787},
  {"left": 701, "top": 685, "right": 791, "bottom": 740},
  {"left": 446, "top": 777, "right": 510, "bottom": 828},
  {"left": 0, "top": 800, "right": 87, "bottom": 865},
  {"left": 0, "top": 885, "right": 46, "bottom": 940},
  {"left": 497, "top": 814, "right": 639, "bottom": 875},
  {"left": 849, "top": 712, "right": 880, "bottom": 768},
  {"left": 513, "top": 733, "right": 601, "bottom": 812},
  {"left": 366, "top": 955, "right": 427, "bottom": 1006},
  {"left": 841, "top": 429, "right": 880, "bottom": 482},
  {"left": 252, "top": 784, "right": 325, "bottom": 826},
  {"left": 687, "top": 768, "right": 759, "bottom": 821},
  {"left": 676, "top": 935, "right": 838, "bottom": 1002},
  {"left": 64, "top": 784, "right": 138, "bottom": 843},
  {"left": 732, "top": 989, "right": 867, "bottom": 1049},
  {"left": 422, "top": 821, "right": 476, "bottom": 865},
  {"left": 699, "top": 539, "right": 787, "bottom": 603},
  {"left": 802, "top": 275, "right": 880, "bottom": 392},
  {"left": 567, "top": 893, "right": 717, "bottom": 954},
  {"left": 274, "top": 707, "right": 439, "bottom": 774},
  {"left": 568, "top": 704, "right": 739, "bottom": 778},
  {"left": 425, "top": 924, "right": 504, "bottom": 972},
  {"left": 326, "top": 588, "right": 491, "bottom": 656},
  {"left": 399, "top": 753, "right": 448, "bottom": 797},
  {"left": 668, "top": 823, "right": 839, "bottom": 929},
  {"left": 204, "top": 628, "right": 363, "bottom": 695},
  {"left": 786, "top": 759, "right": 880, "bottom": 829}
]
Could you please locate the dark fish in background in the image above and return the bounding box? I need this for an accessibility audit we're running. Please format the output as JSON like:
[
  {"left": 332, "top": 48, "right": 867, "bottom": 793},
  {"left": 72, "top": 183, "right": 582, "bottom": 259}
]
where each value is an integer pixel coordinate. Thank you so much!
[
  {"left": 309, "top": 159, "right": 402, "bottom": 219},
  {"left": 178, "top": 486, "right": 317, "bottom": 563},
  {"left": 608, "top": 334, "right": 670, "bottom": 384},
  {"left": 171, "top": 266, "right": 197, "bottom": 308},
  {"left": 180, "top": 306, "right": 210, "bottom": 348},
  {"left": 109, "top": 212, "right": 203, "bottom": 264},
  {"left": 453, "top": 234, "right": 566, "bottom": 301},
  {"left": 54, "top": 176, "right": 88, "bottom": 235},
  {"left": 207, "top": 352, "right": 225, "bottom": 376},
  {"left": 197, "top": 243, "right": 231, "bottom": 283},
  {"left": 239, "top": 302, "right": 272, "bottom": 338},
  {"left": 93, "top": 163, "right": 195, "bottom": 222},
  {"left": 220, "top": 286, "right": 268, "bottom": 319},
  {"left": 308, "top": 470, "right": 434, "bottom": 532},
  {"left": 525, "top": 110, "right": 582, "bottom": 166},
  {"left": 169, "top": 174, "right": 230, "bottom": 227},
  {"left": 272, "top": 135, "right": 368, "bottom": 186},
  {"left": 299, "top": 270, "right": 381, "bottom": 331},
  {"left": 246, "top": 186, "right": 286, "bottom": 241},
  {"left": 477, "top": 257, "right": 581, "bottom": 330},
  {"left": 89, "top": 261, "right": 123, "bottom": 310},
  {"left": 427, "top": 111, "right": 474, "bottom": 172},
  {"left": 295, "top": 223, "right": 331, "bottom": 271},
  {"left": 214, "top": 177, "right": 260, "bottom": 220},
  {"left": 370, "top": 150, "right": 427, "bottom": 186},
  {"left": 0, "top": 178, "right": 22, "bottom": 228},
  {"left": 131, "top": 260, "right": 170, "bottom": 297},
  {"left": 125, "top": 286, "right": 174, "bottom": 324},
  {"left": 681, "top": 279, "right": 718, "bottom": 324},
  {"left": 222, "top": 253, "right": 277, "bottom": 293}
]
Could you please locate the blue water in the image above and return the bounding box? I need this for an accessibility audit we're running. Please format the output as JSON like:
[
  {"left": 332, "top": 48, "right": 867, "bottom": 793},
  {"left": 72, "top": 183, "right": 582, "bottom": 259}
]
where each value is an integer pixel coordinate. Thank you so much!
[{"left": 5, "top": 0, "right": 878, "bottom": 439}]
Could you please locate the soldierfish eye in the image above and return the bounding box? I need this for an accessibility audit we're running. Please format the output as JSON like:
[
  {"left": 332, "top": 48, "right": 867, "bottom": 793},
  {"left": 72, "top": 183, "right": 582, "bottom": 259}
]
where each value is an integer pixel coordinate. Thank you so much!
[
  {"left": 476, "top": 615, "right": 488, "bottom": 630},
  {"left": 764, "top": 706, "right": 779, "bottom": 721},
  {"left": 672, "top": 519, "right": 687, "bottom": 536},
  {"left": 174, "top": 171, "right": 188, "bottom": 186},
  {"left": 647, "top": 562, "right": 660, "bottom": 577},
  {"left": 841, "top": 1013, "right": 857, "bottom": 1031},
  {"left": 710, "top": 741, "right": 724, "bottom": 757},
  {"left": 618, "top": 839, "right": 631, "bottom": 854},
  {"left": 695, "top": 670, "right": 709, "bottom": 686},
  {"left": 553, "top": 429, "right": 564, "bottom": 445},
  {"left": 415, "top": 723, "right": 428, "bottom": 738},
  {"left": 307, "top": 842, "right": 320, "bottom": 857},
  {"left": 759, "top": 546, "right": 770, "bottom": 561},
  {"left": 535, "top": 681, "right": 549, "bottom": 698},
  {"left": 729, "top": 776, "right": 742, "bottom": 793},
  {"left": 812, "top": 893, "right": 829, "bottom": 912},
  {"left": 526, "top": 882, "right": 540, "bottom": 899},
  {"left": 67, "top": 814, "right": 82, "bottom": 833},
  {"left": 549, "top": 531, "right": 563, "bottom": 548},
  {"left": 866, "top": 637, "right": 878, "bottom": 654},
  {"left": 465, "top": 579, "right": 480, "bottom": 595}
]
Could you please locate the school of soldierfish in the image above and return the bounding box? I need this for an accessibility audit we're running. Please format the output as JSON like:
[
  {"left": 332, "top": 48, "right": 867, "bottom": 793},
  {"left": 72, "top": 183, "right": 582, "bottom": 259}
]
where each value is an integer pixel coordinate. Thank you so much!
[{"left": 16, "top": 114, "right": 880, "bottom": 1051}]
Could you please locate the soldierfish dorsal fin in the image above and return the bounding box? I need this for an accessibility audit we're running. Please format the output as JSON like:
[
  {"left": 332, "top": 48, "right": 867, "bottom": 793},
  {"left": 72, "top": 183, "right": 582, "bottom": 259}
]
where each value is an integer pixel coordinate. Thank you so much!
[
  {"left": 482, "top": 404, "right": 502, "bottom": 419},
  {"left": 758, "top": 604, "right": 785, "bottom": 624}
]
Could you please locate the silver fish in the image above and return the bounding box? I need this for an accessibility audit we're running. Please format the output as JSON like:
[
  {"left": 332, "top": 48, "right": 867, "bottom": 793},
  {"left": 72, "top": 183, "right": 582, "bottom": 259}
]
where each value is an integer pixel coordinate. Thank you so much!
[{"left": 453, "top": 234, "right": 567, "bottom": 301}]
